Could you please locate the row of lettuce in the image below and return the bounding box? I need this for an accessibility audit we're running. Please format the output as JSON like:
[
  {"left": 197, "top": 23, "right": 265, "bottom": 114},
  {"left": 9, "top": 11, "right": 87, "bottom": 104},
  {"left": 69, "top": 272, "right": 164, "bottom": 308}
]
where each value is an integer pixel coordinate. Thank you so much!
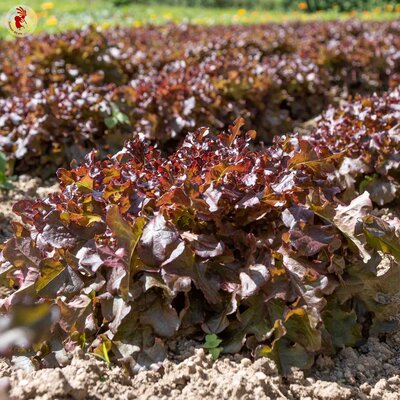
[
  {"left": 0, "top": 85, "right": 398, "bottom": 374},
  {"left": 1, "top": 21, "right": 400, "bottom": 175}
]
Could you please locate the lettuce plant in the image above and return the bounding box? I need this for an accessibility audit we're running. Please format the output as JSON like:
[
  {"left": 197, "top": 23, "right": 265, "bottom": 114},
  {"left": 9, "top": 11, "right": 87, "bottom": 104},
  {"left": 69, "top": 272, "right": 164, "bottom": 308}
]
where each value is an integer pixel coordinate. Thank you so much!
[
  {"left": 1, "top": 22, "right": 399, "bottom": 98},
  {"left": 0, "top": 119, "right": 398, "bottom": 375},
  {"left": 308, "top": 88, "right": 400, "bottom": 205},
  {"left": 1, "top": 21, "right": 400, "bottom": 176}
]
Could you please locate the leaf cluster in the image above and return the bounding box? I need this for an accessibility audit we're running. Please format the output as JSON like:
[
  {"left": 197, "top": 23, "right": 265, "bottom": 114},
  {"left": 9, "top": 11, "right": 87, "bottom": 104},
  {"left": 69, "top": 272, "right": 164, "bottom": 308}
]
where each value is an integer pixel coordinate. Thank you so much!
[
  {"left": 0, "top": 117, "right": 398, "bottom": 374},
  {"left": 308, "top": 89, "right": 400, "bottom": 205},
  {"left": 1, "top": 21, "right": 400, "bottom": 175}
]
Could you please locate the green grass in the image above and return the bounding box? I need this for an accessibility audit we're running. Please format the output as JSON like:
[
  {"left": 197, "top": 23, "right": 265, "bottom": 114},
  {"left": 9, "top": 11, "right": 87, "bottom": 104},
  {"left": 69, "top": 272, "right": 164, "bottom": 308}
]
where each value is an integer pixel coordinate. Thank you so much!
[{"left": 0, "top": 0, "right": 399, "bottom": 38}]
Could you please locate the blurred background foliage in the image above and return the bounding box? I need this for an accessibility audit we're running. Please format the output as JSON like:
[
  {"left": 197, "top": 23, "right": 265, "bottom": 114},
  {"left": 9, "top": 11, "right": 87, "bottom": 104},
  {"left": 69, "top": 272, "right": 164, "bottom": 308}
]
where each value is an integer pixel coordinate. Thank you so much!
[
  {"left": 0, "top": 0, "right": 399, "bottom": 37},
  {"left": 114, "top": 0, "right": 400, "bottom": 12}
]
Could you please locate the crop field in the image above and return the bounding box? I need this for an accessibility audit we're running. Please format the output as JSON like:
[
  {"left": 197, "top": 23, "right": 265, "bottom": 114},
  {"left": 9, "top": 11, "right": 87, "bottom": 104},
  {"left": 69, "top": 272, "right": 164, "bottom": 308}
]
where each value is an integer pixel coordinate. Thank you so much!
[
  {"left": 0, "top": 1, "right": 400, "bottom": 37},
  {"left": 0, "top": 2, "right": 399, "bottom": 400}
]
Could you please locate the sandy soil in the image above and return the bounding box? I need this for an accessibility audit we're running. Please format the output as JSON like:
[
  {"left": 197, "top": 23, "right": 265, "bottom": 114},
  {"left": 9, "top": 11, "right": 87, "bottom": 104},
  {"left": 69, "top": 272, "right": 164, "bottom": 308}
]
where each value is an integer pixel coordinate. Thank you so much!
[{"left": 0, "top": 177, "right": 398, "bottom": 400}]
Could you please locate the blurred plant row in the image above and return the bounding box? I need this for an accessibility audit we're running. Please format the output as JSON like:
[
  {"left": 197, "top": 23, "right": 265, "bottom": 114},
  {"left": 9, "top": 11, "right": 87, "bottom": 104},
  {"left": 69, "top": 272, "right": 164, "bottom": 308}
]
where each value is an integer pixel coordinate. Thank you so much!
[
  {"left": 1, "top": 21, "right": 400, "bottom": 177},
  {"left": 298, "top": 0, "right": 400, "bottom": 12},
  {"left": 114, "top": 0, "right": 400, "bottom": 12},
  {"left": 2, "top": 0, "right": 400, "bottom": 38}
]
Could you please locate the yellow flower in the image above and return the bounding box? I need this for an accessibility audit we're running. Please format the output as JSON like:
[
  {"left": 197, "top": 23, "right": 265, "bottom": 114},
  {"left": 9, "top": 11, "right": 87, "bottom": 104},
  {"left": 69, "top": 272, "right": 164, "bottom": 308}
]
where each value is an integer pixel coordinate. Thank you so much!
[
  {"left": 298, "top": 2, "right": 308, "bottom": 11},
  {"left": 386, "top": 4, "right": 393, "bottom": 12},
  {"left": 396, "top": 4, "right": 400, "bottom": 13},
  {"left": 133, "top": 20, "right": 142, "bottom": 28},
  {"left": 46, "top": 15, "right": 58, "bottom": 26},
  {"left": 52, "top": 143, "right": 61, "bottom": 153},
  {"left": 237, "top": 8, "right": 246, "bottom": 16},
  {"left": 163, "top": 12, "right": 173, "bottom": 20},
  {"left": 41, "top": 2, "right": 54, "bottom": 11}
]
